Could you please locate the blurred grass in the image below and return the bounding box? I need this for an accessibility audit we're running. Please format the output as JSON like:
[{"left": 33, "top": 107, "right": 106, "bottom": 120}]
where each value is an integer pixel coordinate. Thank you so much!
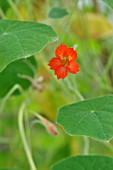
[{"left": 0, "top": 0, "right": 113, "bottom": 169}]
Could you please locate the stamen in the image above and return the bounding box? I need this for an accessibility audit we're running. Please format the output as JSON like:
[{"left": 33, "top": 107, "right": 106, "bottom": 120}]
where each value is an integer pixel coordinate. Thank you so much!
[{"left": 62, "top": 56, "right": 69, "bottom": 66}]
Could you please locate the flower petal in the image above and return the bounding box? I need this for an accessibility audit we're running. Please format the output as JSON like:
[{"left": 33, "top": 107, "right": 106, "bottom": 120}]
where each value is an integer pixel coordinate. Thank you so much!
[
  {"left": 55, "top": 66, "right": 68, "bottom": 79},
  {"left": 68, "top": 61, "right": 80, "bottom": 74},
  {"left": 55, "top": 44, "right": 67, "bottom": 58},
  {"left": 48, "top": 58, "right": 62, "bottom": 70},
  {"left": 66, "top": 48, "right": 77, "bottom": 61}
]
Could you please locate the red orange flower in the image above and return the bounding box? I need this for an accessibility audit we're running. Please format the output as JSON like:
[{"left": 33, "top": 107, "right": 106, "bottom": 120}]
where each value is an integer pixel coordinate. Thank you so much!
[{"left": 48, "top": 44, "right": 80, "bottom": 79}]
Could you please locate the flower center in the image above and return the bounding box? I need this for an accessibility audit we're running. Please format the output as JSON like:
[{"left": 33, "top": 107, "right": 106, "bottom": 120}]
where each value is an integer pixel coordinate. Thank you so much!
[{"left": 62, "top": 56, "right": 69, "bottom": 67}]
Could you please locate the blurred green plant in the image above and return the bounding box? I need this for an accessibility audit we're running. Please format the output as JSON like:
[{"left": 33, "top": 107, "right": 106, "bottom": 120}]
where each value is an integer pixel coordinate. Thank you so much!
[
  {"left": 48, "top": 7, "right": 68, "bottom": 19},
  {"left": 0, "top": 0, "right": 113, "bottom": 170}
]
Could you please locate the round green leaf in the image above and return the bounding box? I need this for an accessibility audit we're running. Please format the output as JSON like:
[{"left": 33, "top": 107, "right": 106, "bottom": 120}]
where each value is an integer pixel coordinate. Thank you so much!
[
  {"left": 48, "top": 7, "right": 68, "bottom": 19},
  {"left": 52, "top": 156, "right": 113, "bottom": 170},
  {"left": 57, "top": 95, "right": 113, "bottom": 141},
  {"left": 0, "top": 56, "right": 37, "bottom": 98},
  {"left": 0, "top": 20, "right": 58, "bottom": 72}
]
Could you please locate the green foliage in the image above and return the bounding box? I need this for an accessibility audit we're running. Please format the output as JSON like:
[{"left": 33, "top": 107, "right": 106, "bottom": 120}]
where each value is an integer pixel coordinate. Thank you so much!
[
  {"left": 1, "top": 0, "right": 113, "bottom": 170},
  {"left": 48, "top": 7, "right": 68, "bottom": 19},
  {"left": 0, "top": 0, "right": 10, "bottom": 13},
  {"left": 0, "top": 169, "right": 22, "bottom": 170},
  {"left": 52, "top": 156, "right": 113, "bottom": 170},
  {"left": 0, "top": 20, "right": 58, "bottom": 72},
  {"left": 57, "top": 95, "right": 113, "bottom": 141},
  {"left": 0, "top": 57, "right": 37, "bottom": 98},
  {"left": 102, "top": 0, "right": 113, "bottom": 9}
]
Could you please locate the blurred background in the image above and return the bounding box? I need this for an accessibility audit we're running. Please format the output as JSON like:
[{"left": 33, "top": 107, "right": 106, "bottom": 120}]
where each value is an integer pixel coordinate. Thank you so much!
[{"left": 0, "top": 0, "right": 113, "bottom": 169}]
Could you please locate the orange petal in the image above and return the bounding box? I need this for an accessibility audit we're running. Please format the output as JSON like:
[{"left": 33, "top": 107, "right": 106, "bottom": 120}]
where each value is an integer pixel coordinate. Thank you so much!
[
  {"left": 55, "top": 44, "right": 67, "bottom": 58},
  {"left": 66, "top": 48, "right": 77, "bottom": 61},
  {"left": 55, "top": 66, "right": 69, "bottom": 79},
  {"left": 48, "top": 58, "right": 62, "bottom": 70},
  {"left": 68, "top": 61, "right": 80, "bottom": 74}
]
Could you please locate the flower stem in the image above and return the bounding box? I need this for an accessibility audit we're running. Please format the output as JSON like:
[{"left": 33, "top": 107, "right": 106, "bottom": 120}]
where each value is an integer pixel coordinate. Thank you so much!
[
  {"left": 68, "top": 76, "right": 89, "bottom": 155},
  {"left": 83, "top": 136, "right": 89, "bottom": 155},
  {"left": 0, "top": 84, "right": 25, "bottom": 114},
  {"left": 73, "top": 87, "right": 84, "bottom": 101},
  {"left": 18, "top": 103, "right": 37, "bottom": 170},
  {"left": 7, "top": 0, "right": 23, "bottom": 20}
]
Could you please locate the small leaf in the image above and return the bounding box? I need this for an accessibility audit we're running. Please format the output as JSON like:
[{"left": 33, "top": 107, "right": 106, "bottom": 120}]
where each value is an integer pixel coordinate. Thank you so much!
[
  {"left": 0, "top": 20, "right": 58, "bottom": 72},
  {"left": 0, "top": 56, "right": 37, "bottom": 98},
  {"left": 57, "top": 95, "right": 113, "bottom": 141},
  {"left": 102, "top": 0, "right": 113, "bottom": 9},
  {"left": 52, "top": 156, "right": 113, "bottom": 170},
  {"left": 48, "top": 7, "right": 68, "bottom": 19}
]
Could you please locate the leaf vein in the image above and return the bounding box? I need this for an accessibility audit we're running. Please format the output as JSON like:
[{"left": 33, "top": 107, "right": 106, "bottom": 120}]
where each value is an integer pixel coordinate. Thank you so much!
[{"left": 92, "top": 112, "right": 107, "bottom": 139}]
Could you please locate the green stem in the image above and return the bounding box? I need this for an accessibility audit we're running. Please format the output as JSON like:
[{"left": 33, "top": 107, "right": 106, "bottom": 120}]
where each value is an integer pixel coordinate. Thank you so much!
[
  {"left": 101, "top": 51, "right": 113, "bottom": 79},
  {"left": 7, "top": 0, "right": 23, "bottom": 20},
  {"left": 72, "top": 88, "right": 89, "bottom": 155},
  {"left": 26, "top": 0, "right": 33, "bottom": 20},
  {"left": 18, "top": 103, "right": 37, "bottom": 170},
  {"left": 68, "top": 76, "right": 89, "bottom": 155},
  {"left": 0, "top": 84, "right": 25, "bottom": 114},
  {"left": 0, "top": 7, "right": 6, "bottom": 19},
  {"left": 68, "top": 75, "right": 84, "bottom": 101},
  {"left": 73, "top": 88, "right": 84, "bottom": 101},
  {"left": 102, "top": 141, "right": 113, "bottom": 155},
  {"left": 83, "top": 136, "right": 89, "bottom": 155}
]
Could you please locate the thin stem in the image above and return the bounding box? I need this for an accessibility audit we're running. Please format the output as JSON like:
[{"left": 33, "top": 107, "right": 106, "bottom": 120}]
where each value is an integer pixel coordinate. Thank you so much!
[
  {"left": 102, "top": 141, "right": 113, "bottom": 155},
  {"left": 68, "top": 76, "right": 90, "bottom": 155},
  {"left": 18, "top": 103, "right": 37, "bottom": 170},
  {"left": 68, "top": 75, "right": 84, "bottom": 101},
  {"left": 25, "top": 110, "right": 33, "bottom": 159},
  {"left": 26, "top": 0, "right": 33, "bottom": 20},
  {"left": 73, "top": 88, "right": 84, "bottom": 101},
  {"left": 102, "top": 51, "right": 113, "bottom": 78},
  {"left": 103, "top": 1, "right": 113, "bottom": 12},
  {"left": 0, "top": 7, "right": 6, "bottom": 19},
  {"left": 24, "top": 58, "right": 37, "bottom": 76},
  {"left": 31, "top": 119, "right": 42, "bottom": 127},
  {"left": 60, "top": 0, "right": 78, "bottom": 37},
  {"left": 83, "top": 136, "right": 89, "bottom": 155},
  {"left": 72, "top": 88, "right": 89, "bottom": 155},
  {"left": 0, "top": 84, "right": 25, "bottom": 114},
  {"left": 7, "top": 0, "right": 23, "bottom": 20}
]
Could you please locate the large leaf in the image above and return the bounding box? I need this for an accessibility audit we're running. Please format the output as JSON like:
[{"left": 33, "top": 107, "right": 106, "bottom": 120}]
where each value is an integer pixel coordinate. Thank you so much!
[
  {"left": 102, "top": 0, "right": 113, "bottom": 9},
  {"left": 48, "top": 7, "right": 68, "bottom": 19},
  {"left": 52, "top": 156, "right": 113, "bottom": 170},
  {"left": 0, "top": 20, "right": 58, "bottom": 72},
  {"left": 57, "top": 95, "right": 113, "bottom": 141},
  {"left": 0, "top": 56, "right": 37, "bottom": 98}
]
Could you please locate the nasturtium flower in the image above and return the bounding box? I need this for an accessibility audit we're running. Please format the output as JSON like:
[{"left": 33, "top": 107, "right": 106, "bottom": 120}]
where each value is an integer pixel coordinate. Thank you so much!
[{"left": 48, "top": 44, "right": 80, "bottom": 79}]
